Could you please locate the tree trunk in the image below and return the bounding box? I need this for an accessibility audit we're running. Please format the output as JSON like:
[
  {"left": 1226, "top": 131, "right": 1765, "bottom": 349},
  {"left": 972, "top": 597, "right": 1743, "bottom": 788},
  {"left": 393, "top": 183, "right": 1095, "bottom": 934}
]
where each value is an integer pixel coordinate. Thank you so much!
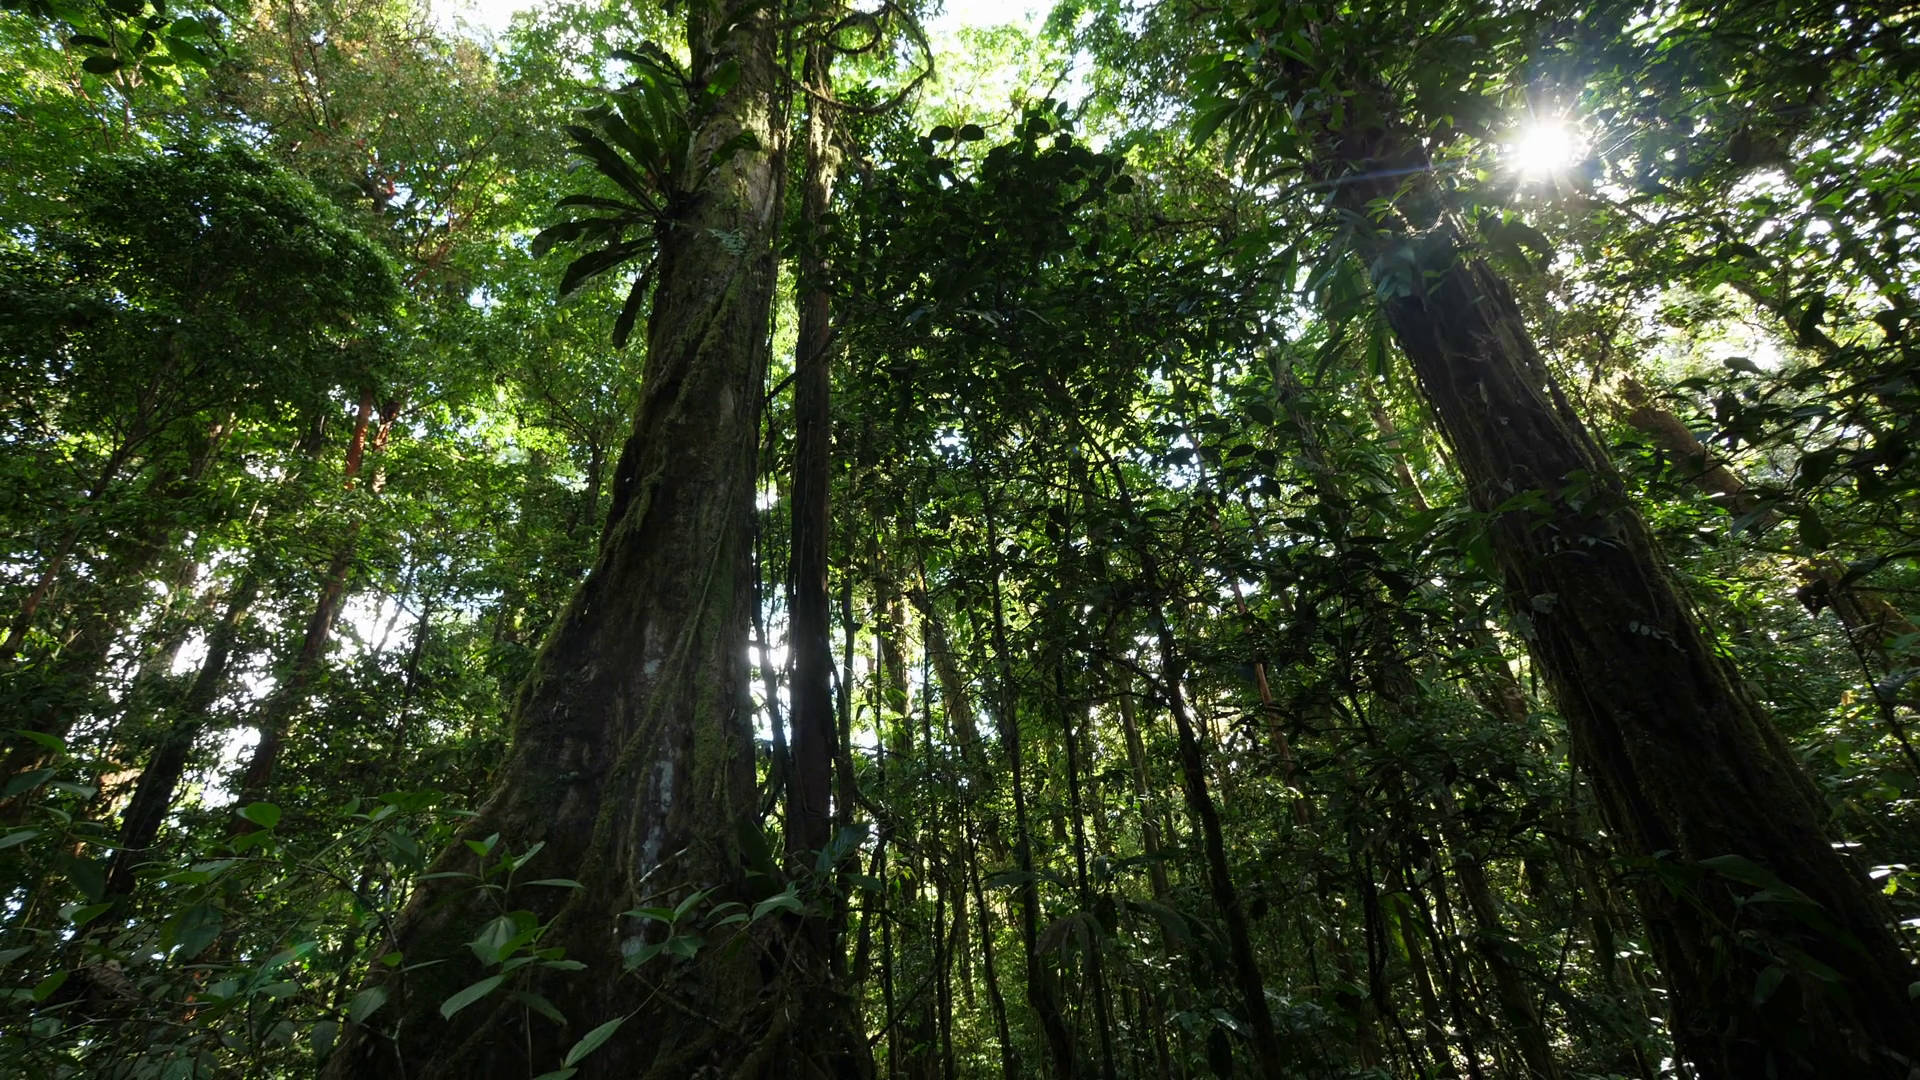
[
  {"left": 785, "top": 22, "right": 840, "bottom": 867},
  {"left": 322, "top": 5, "right": 867, "bottom": 1076},
  {"left": 232, "top": 391, "right": 386, "bottom": 811},
  {"left": 1433, "top": 785, "right": 1560, "bottom": 1080},
  {"left": 1321, "top": 119, "right": 1920, "bottom": 1076},
  {"left": 966, "top": 805, "right": 1021, "bottom": 1080},
  {"left": 105, "top": 571, "right": 260, "bottom": 898},
  {"left": 988, "top": 522, "right": 1078, "bottom": 1078},
  {"left": 1147, "top": 602, "right": 1287, "bottom": 1079}
]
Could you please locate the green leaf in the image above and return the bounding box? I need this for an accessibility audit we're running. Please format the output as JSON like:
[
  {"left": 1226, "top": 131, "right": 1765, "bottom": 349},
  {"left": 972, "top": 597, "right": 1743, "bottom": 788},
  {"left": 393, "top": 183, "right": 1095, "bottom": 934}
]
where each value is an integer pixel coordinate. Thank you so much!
[
  {"left": 67, "top": 902, "right": 111, "bottom": 926},
  {"left": 1796, "top": 293, "right": 1827, "bottom": 343},
  {"left": 237, "top": 802, "right": 281, "bottom": 830},
  {"left": 32, "top": 970, "right": 69, "bottom": 1002},
  {"left": 166, "top": 902, "right": 224, "bottom": 959},
  {"left": 509, "top": 841, "right": 547, "bottom": 870},
  {"left": 1191, "top": 100, "right": 1238, "bottom": 148},
  {"left": 751, "top": 891, "right": 805, "bottom": 923},
  {"left": 705, "top": 58, "right": 741, "bottom": 98},
  {"left": 559, "top": 241, "right": 648, "bottom": 299},
  {"left": 81, "top": 55, "right": 124, "bottom": 75},
  {"left": 523, "top": 878, "right": 585, "bottom": 889},
  {"left": 509, "top": 989, "right": 566, "bottom": 1025},
  {"left": 957, "top": 123, "right": 985, "bottom": 141},
  {"left": 0, "top": 829, "right": 39, "bottom": 850},
  {"left": 735, "top": 817, "right": 778, "bottom": 878},
  {"left": 555, "top": 194, "right": 640, "bottom": 214},
  {"left": 311, "top": 1019, "right": 340, "bottom": 1057},
  {"left": 439, "top": 974, "right": 504, "bottom": 1019},
  {"left": 348, "top": 985, "right": 388, "bottom": 1024},
  {"left": 1753, "top": 965, "right": 1786, "bottom": 1006},
  {"left": 1796, "top": 510, "right": 1833, "bottom": 551},
  {"left": 564, "top": 1016, "right": 627, "bottom": 1066},
  {"left": 470, "top": 914, "right": 519, "bottom": 965},
  {"left": 612, "top": 267, "right": 653, "bottom": 349},
  {"left": 815, "top": 823, "right": 869, "bottom": 874},
  {"left": 3, "top": 770, "right": 55, "bottom": 797},
  {"left": 1699, "top": 853, "right": 1789, "bottom": 891},
  {"left": 672, "top": 887, "right": 712, "bottom": 922},
  {"left": 12, "top": 730, "right": 66, "bottom": 754},
  {"left": 58, "top": 852, "right": 106, "bottom": 902}
]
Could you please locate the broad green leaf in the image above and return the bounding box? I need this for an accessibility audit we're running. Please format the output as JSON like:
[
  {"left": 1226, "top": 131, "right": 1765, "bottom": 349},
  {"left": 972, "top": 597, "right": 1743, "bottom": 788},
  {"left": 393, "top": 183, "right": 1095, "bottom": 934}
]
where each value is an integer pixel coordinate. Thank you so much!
[
  {"left": 439, "top": 975, "right": 504, "bottom": 1019},
  {"left": 3, "top": 770, "right": 55, "bottom": 798},
  {"left": 705, "top": 59, "right": 741, "bottom": 98},
  {"left": 12, "top": 731, "right": 66, "bottom": 754},
  {"left": 32, "top": 970, "right": 69, "bottom": 1002},
  {"left": 510, "top": 989, "right": 566, "bottom": 1025},
  {"left": 348, "top": 985, "right": 388, "bottom": 1024},
  {"left": 563, "top": 1016, "right": 627, "bottom": 1067},
  {"left": 750, "top": 891, "right": 805, "bottom": 923}
]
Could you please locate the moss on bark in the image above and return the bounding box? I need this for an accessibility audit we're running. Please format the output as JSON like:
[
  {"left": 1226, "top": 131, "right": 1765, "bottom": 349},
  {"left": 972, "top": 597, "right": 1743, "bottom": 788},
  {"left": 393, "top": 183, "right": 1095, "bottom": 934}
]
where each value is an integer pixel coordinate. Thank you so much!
[{"left": 320, "top": 4, "right": 869, "bottom": 1077}]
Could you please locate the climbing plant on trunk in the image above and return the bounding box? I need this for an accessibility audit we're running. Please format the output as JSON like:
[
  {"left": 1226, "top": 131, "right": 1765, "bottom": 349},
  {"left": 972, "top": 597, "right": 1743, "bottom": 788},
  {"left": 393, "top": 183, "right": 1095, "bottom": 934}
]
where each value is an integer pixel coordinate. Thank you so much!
[{"left": 322, "top": 2, "right": 869, "bottom": 1076}]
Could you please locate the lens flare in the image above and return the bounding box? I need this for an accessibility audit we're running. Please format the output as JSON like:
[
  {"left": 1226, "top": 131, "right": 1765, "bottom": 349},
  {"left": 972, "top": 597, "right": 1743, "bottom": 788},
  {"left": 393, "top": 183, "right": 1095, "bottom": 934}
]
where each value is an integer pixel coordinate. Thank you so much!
[{"left": 1510, "top": 121, "right": 1580, "bottom": 177}]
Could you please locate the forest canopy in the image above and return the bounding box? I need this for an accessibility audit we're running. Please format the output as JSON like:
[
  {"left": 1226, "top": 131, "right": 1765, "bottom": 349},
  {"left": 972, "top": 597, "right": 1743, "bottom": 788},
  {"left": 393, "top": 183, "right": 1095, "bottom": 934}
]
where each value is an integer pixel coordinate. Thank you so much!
[{"left": 1, "top": 0, "right": 1917, "bottom": 1077}]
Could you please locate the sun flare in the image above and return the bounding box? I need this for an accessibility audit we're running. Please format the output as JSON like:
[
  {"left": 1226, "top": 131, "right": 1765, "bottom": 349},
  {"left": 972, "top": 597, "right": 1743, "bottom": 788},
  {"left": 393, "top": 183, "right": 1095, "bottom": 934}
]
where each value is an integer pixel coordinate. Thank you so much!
[{"left": 1510, "top": 120, "right": 1581, "bottom": 177}]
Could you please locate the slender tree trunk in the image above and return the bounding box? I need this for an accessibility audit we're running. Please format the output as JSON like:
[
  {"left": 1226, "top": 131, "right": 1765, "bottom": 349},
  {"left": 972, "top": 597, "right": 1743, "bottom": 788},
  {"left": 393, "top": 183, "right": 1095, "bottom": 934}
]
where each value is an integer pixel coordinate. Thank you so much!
[
  {"left": 1147, "top": 603, "right": 1287, "bottom": 1079},
  {"left": 966, "top": 806, "right": 1020, "bottom": 1080},
  {"left": 323, "top": 7, "right": 867, "bottom": 1076},
  {"left": 1433, "top": 785, "right": 1561, "bottom": 1080},
  {"left": 1113, "top": 677, "right": 1172, "bottom": 902},
  {"left": 1388, "top": 860, "right": 1460, "bottom": 1078},
  {"left": 233, "top": 391, "right": 385, "bottom": 811},
  {"left": 105, "top": 571, "right": 260, "bottom": 898},
  {"left": 987, "top": 519, "right": 1077, "bottom": 1078},
  {"left": 1056, "top": 661, "right": 1119, "bottom": 1080},
  {"left": 1315, "top": 114, "right": 1920, "bottom": 1076},
  {"left": 0, "top": 419, "right": 232, "bottom": 814},
  {"left": 785, "top": 20, "right": 841, "bottom": 867}
]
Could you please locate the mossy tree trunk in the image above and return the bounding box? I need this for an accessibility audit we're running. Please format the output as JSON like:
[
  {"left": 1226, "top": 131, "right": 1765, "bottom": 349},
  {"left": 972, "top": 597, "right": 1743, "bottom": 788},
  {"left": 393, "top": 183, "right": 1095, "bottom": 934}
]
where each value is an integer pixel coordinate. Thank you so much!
[
  {"left": 1318, "top": 118, "right": 1920, "bottom": 1077},
  {"left": 322, "top": 4, "right": 867, "bottom": 1077}
]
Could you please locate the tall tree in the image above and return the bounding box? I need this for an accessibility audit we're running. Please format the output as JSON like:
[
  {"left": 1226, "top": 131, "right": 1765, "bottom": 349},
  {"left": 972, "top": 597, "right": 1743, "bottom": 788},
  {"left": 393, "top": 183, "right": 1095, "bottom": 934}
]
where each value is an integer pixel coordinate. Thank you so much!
[
  {"left": 323, "top": 2, "right": 865, "bottom": 1075},
  {"left": 1188, "top": 2, "right": 1920, "bottom": 1072}
]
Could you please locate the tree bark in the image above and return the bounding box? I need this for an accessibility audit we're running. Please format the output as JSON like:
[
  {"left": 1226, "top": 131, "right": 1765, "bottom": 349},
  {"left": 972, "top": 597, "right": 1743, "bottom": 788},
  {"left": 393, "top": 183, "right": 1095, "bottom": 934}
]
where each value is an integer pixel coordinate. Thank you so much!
[
  {"left": 322, "top": 5, "right": 867, "bottom": 1076},
  {"left": 1318, "top": 118, "right": 1920, "bottom": 1076},
  {"left": 785, "top": 20, "right": 841, "bottom": 867}
]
